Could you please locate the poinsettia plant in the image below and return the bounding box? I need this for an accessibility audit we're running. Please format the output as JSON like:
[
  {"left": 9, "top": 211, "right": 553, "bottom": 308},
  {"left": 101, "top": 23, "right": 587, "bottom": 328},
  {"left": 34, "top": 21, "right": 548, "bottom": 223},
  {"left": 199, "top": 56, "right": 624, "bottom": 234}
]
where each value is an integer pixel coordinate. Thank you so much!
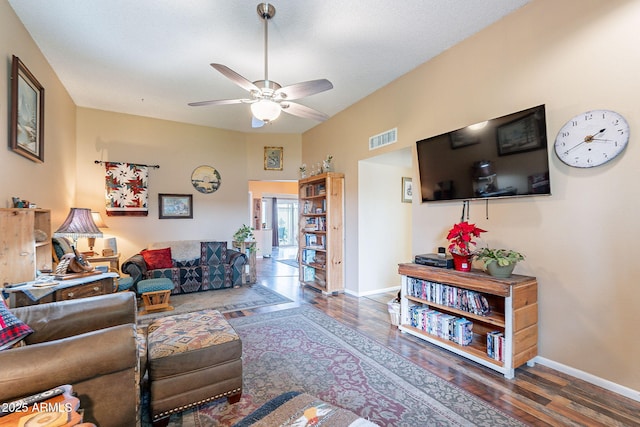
[{"left": 447, "top": 221, "right": 487, "bottom": 256}]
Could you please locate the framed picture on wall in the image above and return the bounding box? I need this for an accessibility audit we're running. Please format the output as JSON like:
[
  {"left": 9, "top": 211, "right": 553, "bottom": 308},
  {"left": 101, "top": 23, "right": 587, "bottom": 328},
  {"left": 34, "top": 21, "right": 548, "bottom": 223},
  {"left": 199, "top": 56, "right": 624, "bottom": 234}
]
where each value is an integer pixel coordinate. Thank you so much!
[
  {"left": 401, "top": 177, "right": 413, "bottom": 203},
  {"left": 10, "top": 55, "right": 45, "bottom": 163},
  {"left": 159, "top": 194, "right": 193, "bottom": 219},
  {"left": 264, "top": 146, "right": 283, "bottom": 170}
]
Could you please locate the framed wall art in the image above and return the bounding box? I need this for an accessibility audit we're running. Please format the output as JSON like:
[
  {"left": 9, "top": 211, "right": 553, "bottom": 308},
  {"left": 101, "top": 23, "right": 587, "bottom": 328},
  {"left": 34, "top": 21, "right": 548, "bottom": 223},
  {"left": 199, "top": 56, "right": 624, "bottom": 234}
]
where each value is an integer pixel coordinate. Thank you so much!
[
  {"left": 264, "top": 146, "right": 283, "bottom": 171},
  {"left": 10, "top": 55, "right": 45, "bottom": 163},
  {"left": 159, "top": 194, "right": 193, "bottom": 219},
  {"left": 401, "top": 177, "right": 413, "bottom": 203}
]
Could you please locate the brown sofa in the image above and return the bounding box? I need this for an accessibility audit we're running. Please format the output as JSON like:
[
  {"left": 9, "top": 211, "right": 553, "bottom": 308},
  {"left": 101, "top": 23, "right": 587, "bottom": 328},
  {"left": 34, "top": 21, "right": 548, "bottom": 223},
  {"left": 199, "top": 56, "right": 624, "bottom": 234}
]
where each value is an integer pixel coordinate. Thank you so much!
[{"left": 0, "top": 293, "right": 139, "bottom": 427}]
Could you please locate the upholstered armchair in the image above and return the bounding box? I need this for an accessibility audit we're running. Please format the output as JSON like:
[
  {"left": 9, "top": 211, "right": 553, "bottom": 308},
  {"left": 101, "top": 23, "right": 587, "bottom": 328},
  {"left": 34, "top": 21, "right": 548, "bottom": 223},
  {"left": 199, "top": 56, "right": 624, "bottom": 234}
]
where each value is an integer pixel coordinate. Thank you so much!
[
  {"left": 0, "top": 293, "right": 139, "bottom": 427},
  {"left": 122, "top": 241, "right": 247, "bottom": 295}
]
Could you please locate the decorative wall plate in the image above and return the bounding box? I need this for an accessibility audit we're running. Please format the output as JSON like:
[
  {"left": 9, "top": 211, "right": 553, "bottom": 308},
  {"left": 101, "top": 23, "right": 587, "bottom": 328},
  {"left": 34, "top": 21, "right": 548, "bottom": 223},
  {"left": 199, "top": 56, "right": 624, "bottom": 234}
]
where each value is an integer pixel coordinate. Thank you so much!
[{"left": 191, "top": 165, "right": 221, "bottom": 194}]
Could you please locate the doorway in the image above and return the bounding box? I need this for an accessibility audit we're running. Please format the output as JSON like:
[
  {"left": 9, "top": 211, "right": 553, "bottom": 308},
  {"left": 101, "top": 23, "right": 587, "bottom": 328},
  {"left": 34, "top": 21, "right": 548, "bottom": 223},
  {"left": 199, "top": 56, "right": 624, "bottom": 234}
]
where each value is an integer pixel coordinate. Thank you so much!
[
  {"left": 358, "top": 147, "right": 413, "bottom": 294},
  {"left": 248, "top": 180, "right": 299, "bottom": 259},
  {"left": 262, "top": 196, "right": 298, "bottom": 248}
]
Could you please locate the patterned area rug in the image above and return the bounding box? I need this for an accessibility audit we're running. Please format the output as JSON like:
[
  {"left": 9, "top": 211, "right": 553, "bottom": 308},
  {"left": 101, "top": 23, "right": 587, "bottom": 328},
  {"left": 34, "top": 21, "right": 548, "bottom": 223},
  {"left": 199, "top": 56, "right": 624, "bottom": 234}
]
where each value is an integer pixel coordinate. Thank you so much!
[
  {"left": 137, "top": 284, "right": 291, "bottom": 324},
  {"left": 145, "top": 306, "right": 525, "bottom": 427}
]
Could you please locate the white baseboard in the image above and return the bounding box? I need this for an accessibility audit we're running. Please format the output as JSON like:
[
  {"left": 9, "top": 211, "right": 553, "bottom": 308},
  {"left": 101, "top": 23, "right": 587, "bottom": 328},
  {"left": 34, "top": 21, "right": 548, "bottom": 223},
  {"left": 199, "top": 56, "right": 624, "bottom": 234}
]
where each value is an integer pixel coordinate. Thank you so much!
[
  {"left": 349, "top": 285, "right": 400, "bottom": 298},
  {"left": 534, "top": 356, "right": 640, "bottom": 402},
  {"left": 345, "top": 291, "right": 640, "bottom": 403}
]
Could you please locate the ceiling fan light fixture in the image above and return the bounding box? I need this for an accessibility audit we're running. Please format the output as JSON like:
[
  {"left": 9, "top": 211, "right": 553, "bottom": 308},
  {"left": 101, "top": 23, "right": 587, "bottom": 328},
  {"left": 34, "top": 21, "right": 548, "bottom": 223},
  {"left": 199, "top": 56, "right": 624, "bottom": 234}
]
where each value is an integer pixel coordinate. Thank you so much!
[{"left": 251, "top": 99, "right": 281, "bottom": 122}]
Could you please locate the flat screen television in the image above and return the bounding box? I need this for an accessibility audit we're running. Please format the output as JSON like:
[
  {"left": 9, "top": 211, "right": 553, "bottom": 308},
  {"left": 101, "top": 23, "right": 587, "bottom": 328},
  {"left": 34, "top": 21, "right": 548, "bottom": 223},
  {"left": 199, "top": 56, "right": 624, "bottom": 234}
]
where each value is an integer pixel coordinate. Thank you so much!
[{"left": 416, "top": 104, "right": 550, "bottom": 203}]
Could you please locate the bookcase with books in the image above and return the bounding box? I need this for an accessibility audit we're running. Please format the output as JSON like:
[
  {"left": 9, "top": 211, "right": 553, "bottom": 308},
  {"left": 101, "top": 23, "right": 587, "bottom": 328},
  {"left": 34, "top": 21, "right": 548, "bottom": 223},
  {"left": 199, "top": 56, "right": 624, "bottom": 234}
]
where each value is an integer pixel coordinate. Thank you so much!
[
  {"left": 298, "top": 172, "right": 344, "bottom": 294},
  {"left": 397, "top": 263, "right": 538, "bottom": 378}
]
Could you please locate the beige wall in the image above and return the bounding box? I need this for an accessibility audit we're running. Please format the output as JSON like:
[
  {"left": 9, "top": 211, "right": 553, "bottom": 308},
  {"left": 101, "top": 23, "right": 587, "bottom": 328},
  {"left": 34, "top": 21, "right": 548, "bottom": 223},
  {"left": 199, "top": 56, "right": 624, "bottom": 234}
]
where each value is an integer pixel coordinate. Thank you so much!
[
  {"left": 358, "top": 154, "right": 412, "bottom": 295},
  {"left": 3, "top": 0, "right": 638, "bottom": 397},
  {"left": 0, "top": 1, "right": 76, "bottom": 227},
  {"left": 303, "top": 0, "right": 640, "bottom": 393},
  {"left": 75, "top": 108, "right": 301, "bottom": 259}
]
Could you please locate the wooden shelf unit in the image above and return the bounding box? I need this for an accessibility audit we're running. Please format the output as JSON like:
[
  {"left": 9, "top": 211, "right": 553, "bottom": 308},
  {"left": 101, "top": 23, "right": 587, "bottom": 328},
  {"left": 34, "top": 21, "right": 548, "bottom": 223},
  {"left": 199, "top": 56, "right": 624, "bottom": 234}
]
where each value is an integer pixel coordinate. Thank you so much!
[
  {"left": 298, "top": 172, "right": 344, "bottom": 294},
  {"left": 0, "top": 208, "right": 52, "bottom": 288},
  {"left": 232, "top": 240, "right": 257, "bottom": 284},
  {"left": 398, "top": 263, "right": 538, "bottom": 378}
]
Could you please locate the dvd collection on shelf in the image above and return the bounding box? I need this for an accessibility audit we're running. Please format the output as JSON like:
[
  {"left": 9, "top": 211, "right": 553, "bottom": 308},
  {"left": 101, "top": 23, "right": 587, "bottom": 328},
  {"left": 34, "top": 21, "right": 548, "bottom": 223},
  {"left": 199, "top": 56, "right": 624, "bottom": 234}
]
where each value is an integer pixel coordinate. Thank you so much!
[
  {"left": 487, "top": 331, "right": 505, "bottom": 361},
  {"left": 408, "top": 277, "right": 491, "bottom": 316},
  {"left": 408, "top": 305, "right": 473, "bottom": 346}
]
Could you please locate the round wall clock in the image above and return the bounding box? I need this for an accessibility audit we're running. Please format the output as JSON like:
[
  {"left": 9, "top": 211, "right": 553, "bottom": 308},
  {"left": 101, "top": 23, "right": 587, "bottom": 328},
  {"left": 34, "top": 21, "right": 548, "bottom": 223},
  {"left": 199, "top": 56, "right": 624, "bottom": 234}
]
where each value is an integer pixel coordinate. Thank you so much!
[
  {"left": 554, "top": 109, "right": 629, "bottom": 168},
  {"left": 191, "top": 165, "right": 221, "bottom": 194}
]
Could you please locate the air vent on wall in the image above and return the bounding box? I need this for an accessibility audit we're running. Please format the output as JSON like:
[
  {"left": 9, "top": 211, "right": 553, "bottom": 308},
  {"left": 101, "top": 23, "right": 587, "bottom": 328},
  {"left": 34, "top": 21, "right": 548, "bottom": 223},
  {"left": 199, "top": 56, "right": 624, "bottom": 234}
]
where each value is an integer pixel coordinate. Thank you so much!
[{"left": 369, "top": 128, "right": 398, "bottom": 150}]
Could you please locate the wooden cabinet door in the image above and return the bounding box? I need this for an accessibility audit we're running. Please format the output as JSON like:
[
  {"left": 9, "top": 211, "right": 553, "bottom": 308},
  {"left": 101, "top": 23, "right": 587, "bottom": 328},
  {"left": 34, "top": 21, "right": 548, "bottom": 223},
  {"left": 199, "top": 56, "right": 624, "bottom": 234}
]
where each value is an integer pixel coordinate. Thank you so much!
[{"left": 0, "top": 209, "right": 35, "bottom": 287}]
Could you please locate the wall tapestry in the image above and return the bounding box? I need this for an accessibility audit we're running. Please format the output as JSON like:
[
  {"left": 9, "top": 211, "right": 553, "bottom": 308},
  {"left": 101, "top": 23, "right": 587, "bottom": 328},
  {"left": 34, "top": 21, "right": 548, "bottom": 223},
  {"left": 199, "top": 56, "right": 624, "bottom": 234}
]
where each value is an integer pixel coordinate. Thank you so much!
[{"left": 104, "top": 161, "right": 149, "bottom": 216}]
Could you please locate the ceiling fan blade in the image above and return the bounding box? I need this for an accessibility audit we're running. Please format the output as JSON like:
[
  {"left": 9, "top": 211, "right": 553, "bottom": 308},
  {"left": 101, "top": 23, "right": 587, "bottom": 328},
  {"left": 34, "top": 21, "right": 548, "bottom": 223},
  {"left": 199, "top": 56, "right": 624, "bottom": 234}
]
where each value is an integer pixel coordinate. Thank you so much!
[
  {"left": 188, "top": 98, "right": 247, "bottom": 107},
  {"left": 276, "top": 79, "right": 333, "bottom": 100},
  {"left": 281, "top": 102, "right": 329, "bottom": 122},
  {"left": 252, "top": 116, "right": 265, "bottom": 128},
  {"left": 211, "top": 63, "right": 260, "bottom": 93}
]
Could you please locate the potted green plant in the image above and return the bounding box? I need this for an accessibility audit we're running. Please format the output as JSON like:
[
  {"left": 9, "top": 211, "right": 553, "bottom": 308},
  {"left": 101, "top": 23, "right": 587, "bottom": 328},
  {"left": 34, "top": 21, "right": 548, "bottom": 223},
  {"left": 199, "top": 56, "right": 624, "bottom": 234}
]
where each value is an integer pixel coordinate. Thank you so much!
[
  {"left": 446, "top": 221, "right": 486, "bottom": 271},
  {"left": 475, "top": 247, "right": 525, "bottom": 278},
  {"left": 233, "top": 224, "right": 255, "bottom": 242}
]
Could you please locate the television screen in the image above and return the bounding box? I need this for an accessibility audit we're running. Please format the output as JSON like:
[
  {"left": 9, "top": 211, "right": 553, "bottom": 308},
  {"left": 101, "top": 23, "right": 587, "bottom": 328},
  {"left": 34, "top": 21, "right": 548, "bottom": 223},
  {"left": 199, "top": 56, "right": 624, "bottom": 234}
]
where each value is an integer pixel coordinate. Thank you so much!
[{"left": 416, "top": 104, "right": 550, "bottom": 203}]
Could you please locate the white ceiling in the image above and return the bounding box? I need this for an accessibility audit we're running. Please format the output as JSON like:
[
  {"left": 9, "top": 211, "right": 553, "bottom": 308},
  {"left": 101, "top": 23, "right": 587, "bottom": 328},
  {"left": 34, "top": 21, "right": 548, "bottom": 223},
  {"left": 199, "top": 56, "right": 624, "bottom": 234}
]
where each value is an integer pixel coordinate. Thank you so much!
[{"left": 9, "top": 0, "right": 529, "bottom": 134}]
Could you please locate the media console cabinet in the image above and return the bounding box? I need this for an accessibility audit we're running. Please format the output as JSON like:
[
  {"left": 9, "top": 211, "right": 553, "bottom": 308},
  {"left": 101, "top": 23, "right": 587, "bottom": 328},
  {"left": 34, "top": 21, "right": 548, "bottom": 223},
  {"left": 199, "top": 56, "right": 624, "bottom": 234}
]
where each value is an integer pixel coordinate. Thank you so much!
[{"left": 398, "top": 263, "right": 538, "bottom": 378}]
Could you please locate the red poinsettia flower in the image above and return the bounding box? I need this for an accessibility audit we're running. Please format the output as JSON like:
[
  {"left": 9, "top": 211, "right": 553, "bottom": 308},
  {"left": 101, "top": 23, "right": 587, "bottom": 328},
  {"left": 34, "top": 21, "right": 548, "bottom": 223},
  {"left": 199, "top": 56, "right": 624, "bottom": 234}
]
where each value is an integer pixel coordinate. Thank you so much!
[{"left": 447, "top": 221, "right": 487, "bottom": 256}]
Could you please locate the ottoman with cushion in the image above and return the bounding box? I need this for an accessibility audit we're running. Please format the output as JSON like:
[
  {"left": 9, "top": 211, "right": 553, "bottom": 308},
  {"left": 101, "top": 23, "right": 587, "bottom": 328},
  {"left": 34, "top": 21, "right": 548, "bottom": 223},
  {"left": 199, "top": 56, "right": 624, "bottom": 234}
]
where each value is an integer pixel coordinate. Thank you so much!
[
  {"left": 147, "top": 309, "right": 243, "bottom": 426},
  {"left": 137, "top": 278, "right": 174, "bottom": 315}
]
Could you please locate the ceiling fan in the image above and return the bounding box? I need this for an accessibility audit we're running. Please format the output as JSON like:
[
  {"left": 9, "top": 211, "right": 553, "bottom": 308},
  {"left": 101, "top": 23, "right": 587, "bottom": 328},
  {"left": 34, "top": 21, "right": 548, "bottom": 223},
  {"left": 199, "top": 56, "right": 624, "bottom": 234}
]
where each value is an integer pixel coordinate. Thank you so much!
[{"left": 189, "top": 3, "right": 333, "bottom": 128}]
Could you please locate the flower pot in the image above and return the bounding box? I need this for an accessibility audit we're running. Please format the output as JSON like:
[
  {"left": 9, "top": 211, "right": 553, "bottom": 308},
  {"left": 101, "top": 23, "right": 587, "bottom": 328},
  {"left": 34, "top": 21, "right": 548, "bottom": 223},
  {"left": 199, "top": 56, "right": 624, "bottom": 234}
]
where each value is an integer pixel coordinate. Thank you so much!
[
  {"left": 486, "top": 261, "right": 516, "bottom": 278},
  {"left": 451, "top": 253, "right": 473, "bottom": 272}
]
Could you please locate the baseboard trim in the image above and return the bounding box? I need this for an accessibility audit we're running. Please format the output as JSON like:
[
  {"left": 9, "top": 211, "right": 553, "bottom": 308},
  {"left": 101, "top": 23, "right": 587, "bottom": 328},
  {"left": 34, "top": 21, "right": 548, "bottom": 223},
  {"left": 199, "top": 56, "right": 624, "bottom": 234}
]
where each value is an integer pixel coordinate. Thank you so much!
[
  {"left": 351, "top": 285, "right": 400, "bottom": 298},
  {"left": 348, "top": 290, "right": 640, "bottom": 403},
  {"left": 534, "top": 356, "right": 640, "bottom": 402}
]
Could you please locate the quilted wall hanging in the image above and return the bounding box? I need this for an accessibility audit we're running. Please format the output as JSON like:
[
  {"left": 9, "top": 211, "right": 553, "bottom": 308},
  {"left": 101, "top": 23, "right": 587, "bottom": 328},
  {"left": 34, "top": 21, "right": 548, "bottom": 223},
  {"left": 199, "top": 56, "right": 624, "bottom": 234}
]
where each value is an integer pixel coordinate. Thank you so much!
[{"left": 103, "top": 161, "right": 150, "bottom": 216}]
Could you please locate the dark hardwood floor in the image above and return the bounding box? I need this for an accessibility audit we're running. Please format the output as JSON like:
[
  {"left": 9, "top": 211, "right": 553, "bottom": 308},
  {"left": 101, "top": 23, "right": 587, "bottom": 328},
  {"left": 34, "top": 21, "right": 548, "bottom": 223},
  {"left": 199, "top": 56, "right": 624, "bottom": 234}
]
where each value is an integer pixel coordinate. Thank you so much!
[{"left": 226, "top": 247, "right": 640, "bottom": 427}]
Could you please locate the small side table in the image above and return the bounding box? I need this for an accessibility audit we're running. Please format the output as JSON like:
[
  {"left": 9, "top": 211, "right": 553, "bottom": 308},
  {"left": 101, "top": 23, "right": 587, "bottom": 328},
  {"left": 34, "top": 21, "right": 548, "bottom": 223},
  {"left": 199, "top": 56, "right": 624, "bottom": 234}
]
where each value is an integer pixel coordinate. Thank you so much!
[
  {"left": 0, "top": 384, "right": 90, "bottom": 426},
  {"left": 86, "top": 253, "right": 121, "bottom": 273},
  {"left": 232, "top": 241, "right": 256, "bottom": 284}
]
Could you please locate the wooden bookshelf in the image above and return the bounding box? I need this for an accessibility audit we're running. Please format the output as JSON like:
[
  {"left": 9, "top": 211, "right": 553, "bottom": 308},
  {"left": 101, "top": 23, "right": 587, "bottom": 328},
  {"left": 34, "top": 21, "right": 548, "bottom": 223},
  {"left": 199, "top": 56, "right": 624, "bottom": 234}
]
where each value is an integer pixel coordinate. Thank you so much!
[
  {"left": 298, "top": 172, "right": 344, "bottom": 294},
  {"left": 398, "top": 263, "right": 538, "bottom": 378}
]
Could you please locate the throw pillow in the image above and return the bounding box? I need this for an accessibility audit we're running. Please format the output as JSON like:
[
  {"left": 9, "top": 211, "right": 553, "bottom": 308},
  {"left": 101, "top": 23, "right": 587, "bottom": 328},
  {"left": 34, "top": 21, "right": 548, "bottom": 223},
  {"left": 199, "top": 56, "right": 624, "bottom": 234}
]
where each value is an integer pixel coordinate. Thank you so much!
[
  {"left": 0, "top": 301, "right": 33, "bottom": 350},
  {"left": 141, "top": 247, "right": 173, "bottom": 270}
]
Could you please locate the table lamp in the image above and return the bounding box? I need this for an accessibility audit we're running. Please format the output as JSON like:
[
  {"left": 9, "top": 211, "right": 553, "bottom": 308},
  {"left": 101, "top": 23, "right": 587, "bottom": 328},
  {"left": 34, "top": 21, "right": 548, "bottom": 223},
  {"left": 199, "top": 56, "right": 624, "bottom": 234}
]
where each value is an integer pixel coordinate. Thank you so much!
[
  {"left": 88, "top": 211, "right": 108, "bottom": 255},
  {"left": 53, "top": 208, "right": 103, "bottom": 253}
]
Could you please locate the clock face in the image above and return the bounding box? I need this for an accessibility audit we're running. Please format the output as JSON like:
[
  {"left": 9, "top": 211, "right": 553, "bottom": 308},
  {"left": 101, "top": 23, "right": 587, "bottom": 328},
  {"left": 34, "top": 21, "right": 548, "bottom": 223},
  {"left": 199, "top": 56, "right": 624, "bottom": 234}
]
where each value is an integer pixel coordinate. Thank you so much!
[{"left": 554, "top": 110, "right": 629, "bottom": 168}]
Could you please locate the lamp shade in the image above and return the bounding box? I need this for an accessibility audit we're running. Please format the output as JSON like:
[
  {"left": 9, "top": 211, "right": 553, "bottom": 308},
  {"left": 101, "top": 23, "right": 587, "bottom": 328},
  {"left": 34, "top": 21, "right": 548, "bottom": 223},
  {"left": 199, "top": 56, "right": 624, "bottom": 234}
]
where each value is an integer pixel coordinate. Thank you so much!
[
  {"left": 251, "top": 99, "right": 281, "bottom": 122},
  {"left": 91, "top": 211, "right": 108, "bottom": 228},
  {"left": 54, "top": 208, "right": 103, "bottom": 243}
]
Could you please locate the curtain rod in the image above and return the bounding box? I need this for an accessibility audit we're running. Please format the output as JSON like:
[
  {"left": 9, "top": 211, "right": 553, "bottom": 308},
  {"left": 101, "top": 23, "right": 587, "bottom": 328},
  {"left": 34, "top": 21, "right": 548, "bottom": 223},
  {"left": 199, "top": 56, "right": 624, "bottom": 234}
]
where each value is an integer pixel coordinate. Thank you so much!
[{"left": 94, "top": 160, "right": 160, "bottom": 169}]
